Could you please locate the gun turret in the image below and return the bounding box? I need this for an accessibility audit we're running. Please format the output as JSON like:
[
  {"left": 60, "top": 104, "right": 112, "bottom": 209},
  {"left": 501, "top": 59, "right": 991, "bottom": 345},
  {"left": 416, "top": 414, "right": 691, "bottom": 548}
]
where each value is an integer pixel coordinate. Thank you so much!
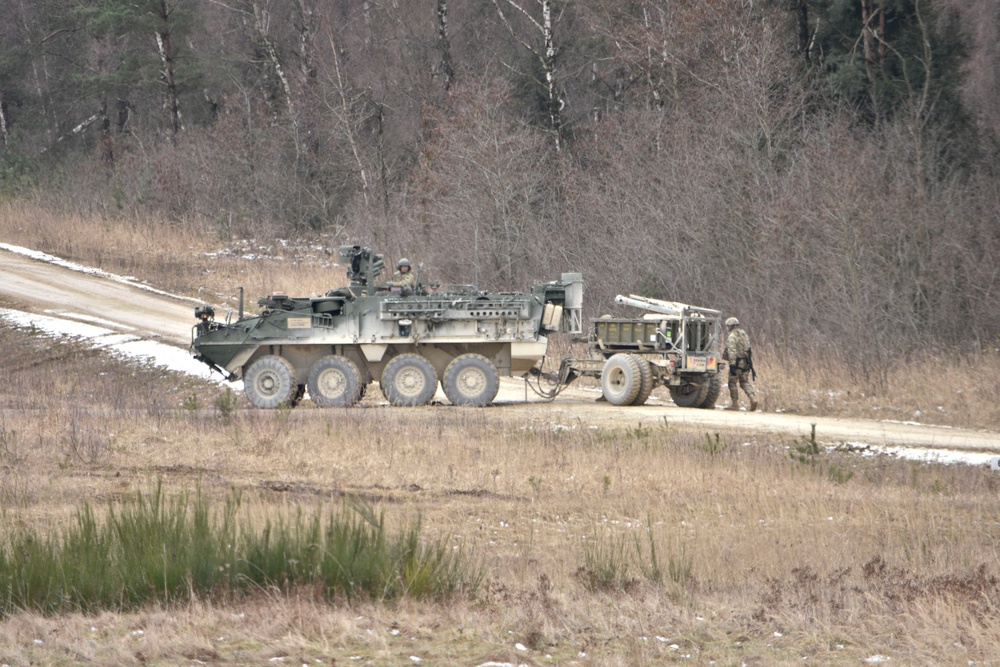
[{"left": 338, "top": 245, "right": 385, "bottom": 295}]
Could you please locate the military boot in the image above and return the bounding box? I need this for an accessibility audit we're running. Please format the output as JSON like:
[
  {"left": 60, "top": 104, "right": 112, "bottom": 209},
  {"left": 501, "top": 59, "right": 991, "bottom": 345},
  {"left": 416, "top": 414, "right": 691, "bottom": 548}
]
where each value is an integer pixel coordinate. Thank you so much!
[{"left": 749, "top": 398, "right": 758, "bottom": 412}]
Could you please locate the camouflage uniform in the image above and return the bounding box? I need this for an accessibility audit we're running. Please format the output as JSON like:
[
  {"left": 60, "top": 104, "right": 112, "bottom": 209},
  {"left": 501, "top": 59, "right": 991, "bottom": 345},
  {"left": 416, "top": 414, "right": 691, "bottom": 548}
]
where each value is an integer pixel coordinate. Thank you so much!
[
  {"left": 390, "top": 269, "right": 415, "bottom": 287},
  {"left": 725, "top": 324, "right": 758, "bottom": 410}
]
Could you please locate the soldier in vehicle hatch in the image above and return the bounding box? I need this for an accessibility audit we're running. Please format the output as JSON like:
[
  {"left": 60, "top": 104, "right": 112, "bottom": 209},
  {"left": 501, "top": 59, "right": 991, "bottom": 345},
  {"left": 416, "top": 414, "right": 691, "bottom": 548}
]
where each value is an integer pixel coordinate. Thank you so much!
[
  {"left": 724, "top": 316, "right": 758, "bottom": 411},
  {"left": 389, "top": 258, "right": 415, "bottom": 289}
]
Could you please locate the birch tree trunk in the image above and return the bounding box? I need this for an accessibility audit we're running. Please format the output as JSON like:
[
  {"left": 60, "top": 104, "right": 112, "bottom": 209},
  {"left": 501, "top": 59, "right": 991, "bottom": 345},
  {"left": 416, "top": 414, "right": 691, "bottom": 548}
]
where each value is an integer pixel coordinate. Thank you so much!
[
  {"left": 860, "top": 0, "right": 878, "bottom": 83},
  {"left": 293, "top": 0, "right": 316, "bottom": 86},
  {"left": 153, "top": 0, "right": 182, "bottom": 134},
  {"left": 491, "top": 0, "right": 564, "bottom": 150},
  {"left": 436, "top": 0, "right": 454, "bottom": 91},
  {"left": 250, "top": 0, "right": 294, "bottom": 114},
  {"left": 0, "top": 92, "right": 8, "bottom": 146}
]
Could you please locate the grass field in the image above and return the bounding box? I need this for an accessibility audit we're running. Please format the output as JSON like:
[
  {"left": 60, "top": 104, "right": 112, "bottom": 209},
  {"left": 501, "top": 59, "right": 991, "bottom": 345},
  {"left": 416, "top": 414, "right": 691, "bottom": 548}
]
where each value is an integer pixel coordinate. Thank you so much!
[{"left": 1, "top": 205, "right": 999, "bottom": 665}]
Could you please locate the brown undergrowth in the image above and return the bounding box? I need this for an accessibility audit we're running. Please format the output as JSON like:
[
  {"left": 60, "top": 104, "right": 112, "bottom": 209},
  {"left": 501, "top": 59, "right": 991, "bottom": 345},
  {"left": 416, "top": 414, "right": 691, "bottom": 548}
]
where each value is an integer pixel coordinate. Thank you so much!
[{"left": 1, "top": 323, "right": 999, "bottom": 664}]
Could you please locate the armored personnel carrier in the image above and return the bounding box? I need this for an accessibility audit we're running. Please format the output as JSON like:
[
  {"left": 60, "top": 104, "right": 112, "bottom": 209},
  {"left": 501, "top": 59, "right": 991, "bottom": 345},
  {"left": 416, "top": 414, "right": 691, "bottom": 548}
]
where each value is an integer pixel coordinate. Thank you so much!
[{"left": 191, "top": 246, "right": 583, "bottom": 408}]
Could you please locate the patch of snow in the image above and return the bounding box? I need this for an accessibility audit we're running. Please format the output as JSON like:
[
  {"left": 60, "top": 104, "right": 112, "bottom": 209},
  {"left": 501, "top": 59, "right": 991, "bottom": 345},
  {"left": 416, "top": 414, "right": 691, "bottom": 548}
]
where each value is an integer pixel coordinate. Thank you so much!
[
  {"left": 835, "top": 439, "right": 998, "bottom": 467},
  {"left": 0, "top": 307, "right": 234, "bottom": 388}
]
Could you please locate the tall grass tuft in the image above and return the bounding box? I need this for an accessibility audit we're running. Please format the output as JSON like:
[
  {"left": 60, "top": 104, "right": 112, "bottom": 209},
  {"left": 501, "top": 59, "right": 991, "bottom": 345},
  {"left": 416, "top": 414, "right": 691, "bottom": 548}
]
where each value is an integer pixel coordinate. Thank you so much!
[{"left": 0, "top": 484, "right": 480, "bottom": 616}]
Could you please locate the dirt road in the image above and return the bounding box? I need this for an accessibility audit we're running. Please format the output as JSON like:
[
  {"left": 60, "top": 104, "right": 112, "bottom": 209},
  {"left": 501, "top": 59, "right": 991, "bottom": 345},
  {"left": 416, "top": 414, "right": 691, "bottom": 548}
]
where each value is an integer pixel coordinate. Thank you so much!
[
  {"left": 0, "top": 245, "right": 197, "bottom": 346},
  {"left": 3, "top": 245, "right": 999, "bottom": 452}
]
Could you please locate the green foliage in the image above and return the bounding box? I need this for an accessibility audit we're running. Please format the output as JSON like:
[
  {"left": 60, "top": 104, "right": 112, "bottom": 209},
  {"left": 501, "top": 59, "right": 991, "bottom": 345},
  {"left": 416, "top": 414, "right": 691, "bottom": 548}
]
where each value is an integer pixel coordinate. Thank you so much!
[
  {"left": 803, "top": 0, "right": 970, "bottom": 132},
  {"left": 213, "top": 387, "right": 239, "bottom": 423},
  {"left": 827, "top": 464, "right": 854, "bottom": 484},
  {"left": 0, "top": 136, "right": 37, "bottom": 195},
  {"left": 0, "top": 484, "right": 480, "bottom": 616},
  {"left": 579, "top": 533, "right": 632, "bottom": 592},
  {"left": 579, "top": 522, "right": 693, "bottom": 598},
  {"left": 698, "top": 432, "right": 727, "bottom": 456},
  {"left": 791, "top": 424, "right": 821, "bottom": 465},
  {"left": 181, "top": 393, "right": 200, "bottom": 412}
]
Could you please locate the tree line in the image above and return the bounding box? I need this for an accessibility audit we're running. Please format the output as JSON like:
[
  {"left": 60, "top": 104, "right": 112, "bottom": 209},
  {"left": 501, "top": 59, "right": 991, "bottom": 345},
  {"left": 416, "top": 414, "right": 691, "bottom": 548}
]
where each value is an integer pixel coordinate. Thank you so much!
[{"left": 1, "top": 0, "right": 998, "bottom": 385}]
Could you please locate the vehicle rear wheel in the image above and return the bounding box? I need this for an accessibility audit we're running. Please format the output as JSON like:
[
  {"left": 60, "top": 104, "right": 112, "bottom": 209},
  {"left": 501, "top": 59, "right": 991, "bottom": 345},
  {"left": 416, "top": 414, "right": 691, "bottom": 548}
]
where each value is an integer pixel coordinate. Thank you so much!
[
  {"left": 443, "top": 354, "right": 500, "bottom": 406},
  {"left": 629, "top": 354, "right": 654, "bottom": 406},
  {"left": 697, "top": 375, "right": 722, "bottom": 409},
  {"left": 307, "top": 355, "right": 362, "bottom": 407},
  {"left": 244, "top": 355, "right": 298, "bottom": 409},
  {"left": 669, "top": 380, "right": 709, "bottom": 408},
  {"left": 601, "top": 353, "right": 643, "bottom": 406},
  {"left": 381, "top": 354, "right": 438, "bottom": 407}
]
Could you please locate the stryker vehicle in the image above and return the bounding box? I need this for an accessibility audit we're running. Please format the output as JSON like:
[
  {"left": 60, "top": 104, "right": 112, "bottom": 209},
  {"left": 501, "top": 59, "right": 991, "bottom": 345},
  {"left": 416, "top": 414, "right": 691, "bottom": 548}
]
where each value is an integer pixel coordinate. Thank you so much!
[
  {"left": 529, "top": 294, "right": 724, "bottom": 408},
  {"left": 191, "top": 245, "right": 583, "bottom": 408}
]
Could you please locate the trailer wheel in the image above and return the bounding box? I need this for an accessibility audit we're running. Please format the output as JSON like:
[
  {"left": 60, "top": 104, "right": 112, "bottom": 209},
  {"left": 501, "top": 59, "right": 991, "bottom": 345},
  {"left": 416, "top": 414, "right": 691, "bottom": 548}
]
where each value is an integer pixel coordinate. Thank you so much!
[
  {"left": 669, "top": 380, "right": 709, "bottom": 408},
  {"left": 697, "top": 375, "right": 722, "bottom": 409},
  {"left": 629, "top": 354, "right": 654, "bottom": 406},
  {"left": 443, "top": 354, "right": 500, "bottom": 406},
  {"left": 307, "top": 355, "right": 362, "bottom": 407},
  {"left": 601, "top": 354, "right": 643, "bottom": 406},
  {"left": 244, "top": 355, "right": 298, "bottom": 409},
  {"left": 382, "top": 354, "right": 438, "bottom": 407}
]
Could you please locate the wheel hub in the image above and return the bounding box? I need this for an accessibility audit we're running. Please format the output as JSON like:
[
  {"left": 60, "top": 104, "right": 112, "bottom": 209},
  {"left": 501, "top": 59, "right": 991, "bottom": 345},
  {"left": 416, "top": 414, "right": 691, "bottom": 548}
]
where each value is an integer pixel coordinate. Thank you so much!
[
  {"left": 396, "top": 367, "right": 426, "bottom": 397},
  {"left": 457, "top": 368, "right": 486, "bottom": 394}
]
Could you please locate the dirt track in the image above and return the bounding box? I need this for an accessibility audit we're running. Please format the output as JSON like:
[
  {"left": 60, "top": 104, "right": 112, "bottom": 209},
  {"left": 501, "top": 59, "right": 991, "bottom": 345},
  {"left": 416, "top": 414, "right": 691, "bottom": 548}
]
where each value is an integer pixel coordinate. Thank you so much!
[{"left": 3, "top": 246, "right": 999, "bottom": 452}]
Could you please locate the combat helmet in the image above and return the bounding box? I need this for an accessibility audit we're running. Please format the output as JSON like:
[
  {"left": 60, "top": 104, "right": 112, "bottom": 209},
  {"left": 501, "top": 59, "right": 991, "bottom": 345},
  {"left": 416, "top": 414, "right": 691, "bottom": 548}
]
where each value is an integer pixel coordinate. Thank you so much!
[
  {"left": 397, "top": 258, "right": 411, "bottom": 270},
  {"left": 725, "top": 317, "right": 739, "bottom": 327}
]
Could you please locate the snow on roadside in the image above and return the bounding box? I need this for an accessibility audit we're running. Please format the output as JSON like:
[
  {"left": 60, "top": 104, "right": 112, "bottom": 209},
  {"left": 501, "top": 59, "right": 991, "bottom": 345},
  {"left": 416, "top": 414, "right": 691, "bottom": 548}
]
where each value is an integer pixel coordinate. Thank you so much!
[
  {"left": 834, "top": 441, "right": 999, "bottom": 468},
  {"left": 0, "top": 242, "right": 232, "bottom": 384},
  {"left": 0, "top": 307, "right": 228, "bottom": 384}
]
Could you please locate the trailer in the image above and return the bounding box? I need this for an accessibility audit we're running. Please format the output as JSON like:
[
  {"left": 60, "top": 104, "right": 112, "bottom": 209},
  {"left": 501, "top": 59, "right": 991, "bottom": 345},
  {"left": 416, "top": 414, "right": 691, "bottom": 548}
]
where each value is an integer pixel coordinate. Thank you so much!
[{"left": 528, "top": 294, "right": 725, "bottom": 409}]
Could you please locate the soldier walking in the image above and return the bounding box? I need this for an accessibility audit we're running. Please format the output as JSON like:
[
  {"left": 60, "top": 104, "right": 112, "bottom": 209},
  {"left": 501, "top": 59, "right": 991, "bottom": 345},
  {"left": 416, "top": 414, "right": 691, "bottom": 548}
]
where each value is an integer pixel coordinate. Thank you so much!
[{"left": 724, "top": 316, "right": 758, "bottom": 411}]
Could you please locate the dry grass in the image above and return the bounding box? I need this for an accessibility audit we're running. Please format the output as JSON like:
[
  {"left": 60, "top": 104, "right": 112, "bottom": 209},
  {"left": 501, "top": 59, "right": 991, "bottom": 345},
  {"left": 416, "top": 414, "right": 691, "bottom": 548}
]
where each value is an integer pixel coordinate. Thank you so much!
[
  {"left": 2, "top": 205, "right": 1000, "bottom": 665},
  {"left": 757, "top": 349, "right": 1000, "bottom": 431},
  {"left": 0, "top": 201, "right": 346, "bottom": 305},
  {"left": 1, "top": 324, "right": 1000, "bottom": 665}
]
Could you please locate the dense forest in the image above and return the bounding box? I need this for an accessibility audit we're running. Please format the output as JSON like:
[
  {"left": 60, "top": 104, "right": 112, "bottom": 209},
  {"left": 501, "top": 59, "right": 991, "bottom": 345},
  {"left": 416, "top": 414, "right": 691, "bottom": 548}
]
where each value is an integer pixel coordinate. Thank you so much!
[{"left": 1, "top": 0, "right": 998, "bottom": 381}]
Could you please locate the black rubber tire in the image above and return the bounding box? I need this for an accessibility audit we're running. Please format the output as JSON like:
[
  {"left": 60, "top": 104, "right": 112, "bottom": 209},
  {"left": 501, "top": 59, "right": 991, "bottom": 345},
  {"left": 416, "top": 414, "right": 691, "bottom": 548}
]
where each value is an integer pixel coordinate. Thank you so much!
[
  {"left": 697, "top": 375, "right": 722, "bottom": 409},
  {"left": 629, "top": 354, "right": 654, "bottom": 406},
  {"left": 443, "top": 354, "right": 500, "bottom": 406},
  {"left": 307, "top": 355, "right": 362, "bottom": 407},
  {"left": 601, "top": 353, "right": 643, "bottom": 406},
  {"left": 381, "top": 354, "right": 438, "bottom": 407},
  {"left": 244, "top": 355, "right": 298, "bottom": 409},
  {"left": 669, "top": 380, "right": 709, "bottom": 408}
]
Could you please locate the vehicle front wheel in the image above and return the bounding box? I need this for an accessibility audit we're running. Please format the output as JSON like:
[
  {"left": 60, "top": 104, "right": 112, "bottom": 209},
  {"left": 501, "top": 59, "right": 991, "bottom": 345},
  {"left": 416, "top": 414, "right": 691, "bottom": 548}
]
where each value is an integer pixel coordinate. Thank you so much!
[
  {"left": 443, "top": 354, "right": 500, "bottom": 406},
  {"left": 381, "top": 354, "right": 438, "bottom": 407},
  {"left": 244, "top": 355, "right": 298, "bottom": 409}
]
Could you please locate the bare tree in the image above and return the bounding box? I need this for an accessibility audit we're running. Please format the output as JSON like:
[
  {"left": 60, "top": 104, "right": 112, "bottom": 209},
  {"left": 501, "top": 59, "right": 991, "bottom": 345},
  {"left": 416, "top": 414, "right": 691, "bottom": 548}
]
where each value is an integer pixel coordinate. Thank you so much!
[
  {"left": 436, "top": 0, "right": 455, "bottom": 91},
  {"left": 152, "top": 0, "right": 183, "bottom": 134},
  {"left": 491, "top": 0, "right": 565, "bottom": 150}
]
